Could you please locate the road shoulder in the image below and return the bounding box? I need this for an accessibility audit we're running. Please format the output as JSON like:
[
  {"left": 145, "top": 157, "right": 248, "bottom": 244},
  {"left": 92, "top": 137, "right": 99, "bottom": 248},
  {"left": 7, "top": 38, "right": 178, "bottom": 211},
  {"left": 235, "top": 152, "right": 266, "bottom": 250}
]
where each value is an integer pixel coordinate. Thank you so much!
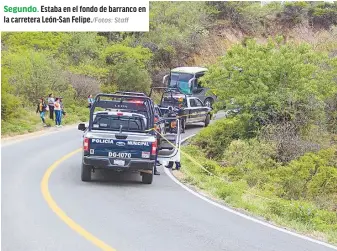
[{"left": 1, "top": 124, "right": 79, "bottom": 146}]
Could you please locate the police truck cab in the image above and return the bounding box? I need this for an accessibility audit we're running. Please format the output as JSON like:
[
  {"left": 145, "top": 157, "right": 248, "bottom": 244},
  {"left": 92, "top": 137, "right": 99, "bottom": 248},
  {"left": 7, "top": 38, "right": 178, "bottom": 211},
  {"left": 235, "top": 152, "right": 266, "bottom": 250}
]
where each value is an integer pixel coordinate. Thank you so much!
[{"left": 78, "top": 93, "right": 181, "bottom": 184}]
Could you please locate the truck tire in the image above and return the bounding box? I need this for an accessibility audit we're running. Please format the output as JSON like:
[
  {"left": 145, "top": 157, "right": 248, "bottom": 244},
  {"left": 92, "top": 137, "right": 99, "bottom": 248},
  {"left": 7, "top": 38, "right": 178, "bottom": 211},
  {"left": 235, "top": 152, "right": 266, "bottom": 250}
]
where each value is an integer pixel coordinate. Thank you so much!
[
  {"left": 204, "top": 114, "right": 211, "bottom": 127},
  {"left": 204, "top": 98, "right": 214, "bottom": 108},
  {"left": 81, "top": 164, "right": 92, "bottom": 182},
  {"left": 142, "top": 166, "right": 154, "bottom": 184}
]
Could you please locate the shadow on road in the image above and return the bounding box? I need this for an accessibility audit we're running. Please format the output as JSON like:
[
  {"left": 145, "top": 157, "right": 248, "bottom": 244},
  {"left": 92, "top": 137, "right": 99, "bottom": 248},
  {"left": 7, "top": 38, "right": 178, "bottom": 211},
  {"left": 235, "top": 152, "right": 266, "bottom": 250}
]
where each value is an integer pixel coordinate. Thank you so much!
[{"left": 85, "top": 169, "right": 153, "bottom": 187}]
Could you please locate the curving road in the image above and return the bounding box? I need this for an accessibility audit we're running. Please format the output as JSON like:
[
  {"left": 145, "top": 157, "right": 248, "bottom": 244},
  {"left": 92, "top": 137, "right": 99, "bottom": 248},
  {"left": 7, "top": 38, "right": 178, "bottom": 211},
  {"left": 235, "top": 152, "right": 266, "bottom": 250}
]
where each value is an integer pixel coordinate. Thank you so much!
[{"left": 2, "top": 119, "right": 337, "bottom": 251}]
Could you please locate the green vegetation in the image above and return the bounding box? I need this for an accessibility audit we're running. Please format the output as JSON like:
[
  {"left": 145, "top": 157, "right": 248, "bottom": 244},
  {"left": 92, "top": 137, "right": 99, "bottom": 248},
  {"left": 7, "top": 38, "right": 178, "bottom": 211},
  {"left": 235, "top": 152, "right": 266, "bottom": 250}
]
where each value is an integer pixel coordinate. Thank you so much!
[
  {"left": 2, "top": 0, "right": 337, "bottom": 243},
  {"left": 178, "top": 13, "right": 337, "bottom": 243},
  {"left": 2, "top": 2, "right": 336, "bottom": 136},
  {"left": 180, "top": 139, "right": 337, "bottom": 243},
  {"left": 1, "top": 2, "right": 215, "bottom": 136}
]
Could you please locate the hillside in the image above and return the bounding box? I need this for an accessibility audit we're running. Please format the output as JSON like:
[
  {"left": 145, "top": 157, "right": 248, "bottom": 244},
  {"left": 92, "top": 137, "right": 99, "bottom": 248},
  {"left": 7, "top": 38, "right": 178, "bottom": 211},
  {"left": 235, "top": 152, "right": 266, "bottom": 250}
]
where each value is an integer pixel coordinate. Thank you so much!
[{"left": 2, "top": 1, "right": 337, "bottom": 136}]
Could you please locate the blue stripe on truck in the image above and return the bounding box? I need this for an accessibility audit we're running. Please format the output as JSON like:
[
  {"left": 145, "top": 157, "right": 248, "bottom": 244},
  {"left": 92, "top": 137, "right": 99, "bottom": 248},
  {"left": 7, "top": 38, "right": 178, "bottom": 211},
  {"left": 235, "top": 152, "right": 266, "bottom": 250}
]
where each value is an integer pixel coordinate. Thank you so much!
[{"left": 89, "top": 139, "right": 152, "bottom": 158}]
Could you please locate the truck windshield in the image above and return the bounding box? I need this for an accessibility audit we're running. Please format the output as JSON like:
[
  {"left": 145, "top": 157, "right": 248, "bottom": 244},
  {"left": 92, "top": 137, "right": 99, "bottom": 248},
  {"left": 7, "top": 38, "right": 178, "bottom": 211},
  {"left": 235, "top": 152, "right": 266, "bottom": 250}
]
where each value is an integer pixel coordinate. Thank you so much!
[
  {"left": 169, "top": 73, "right": 194, "bottom": 95},
  {"left": 92, "top": 114, "right": 146, "bottom": 132}
]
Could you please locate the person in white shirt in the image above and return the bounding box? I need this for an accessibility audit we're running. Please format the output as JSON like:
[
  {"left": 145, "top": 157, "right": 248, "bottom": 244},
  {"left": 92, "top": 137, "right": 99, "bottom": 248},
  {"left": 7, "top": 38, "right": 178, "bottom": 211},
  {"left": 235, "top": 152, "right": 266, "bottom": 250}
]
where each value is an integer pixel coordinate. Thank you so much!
[
  {"left": 47, "top": 93, "right": 55, "bottom": 120},
  {"left": 54, "top": 98, "right": 62, "bottom": 127}
]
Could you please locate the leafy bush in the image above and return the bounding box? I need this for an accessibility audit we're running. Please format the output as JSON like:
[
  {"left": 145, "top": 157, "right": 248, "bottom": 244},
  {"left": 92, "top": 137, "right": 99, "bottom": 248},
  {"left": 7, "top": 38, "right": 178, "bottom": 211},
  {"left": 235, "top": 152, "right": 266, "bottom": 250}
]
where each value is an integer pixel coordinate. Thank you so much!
[
  {"left": 192, "top": 117, "right": 247, "bottom": 159},
  {"left": 223, "top": 138, "right": 279, "bottom": 171},
  {"left": 1, "top": 78, "right": 21, "bottom": 121},
  {"left": 107, "top": 59, "right": 152, "bottom": 93},
  {"left": 2, "top": 50, "right": 69, "bottom": 105},
  {"left": 308, "top": 2, "right": 337, "bottom": 29},
  {"left": 277, "top": 2, "right": 309, "bottom": 28},
  {"left": 270, "top": 147, "right": 337, "bottom": 205},
  {"left": 259, "top": 122, "right": 331, "bottom": 163},
  {"left": 202, "top": 38, "right": 337, "bottom": 135},
  {"left": 181, "top": 143, "right": 337, "bottom": 243}
]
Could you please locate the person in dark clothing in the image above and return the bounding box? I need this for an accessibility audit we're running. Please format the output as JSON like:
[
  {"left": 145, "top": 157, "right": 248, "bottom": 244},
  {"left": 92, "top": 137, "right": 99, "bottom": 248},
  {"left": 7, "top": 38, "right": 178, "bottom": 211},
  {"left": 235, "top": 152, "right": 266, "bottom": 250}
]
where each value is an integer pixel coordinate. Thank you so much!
[
  {"left": 47, "top": 93, "right": 55, "bottom": 120},
  {"left": 177, "top": 103, "right": 185, "bottom": 133},
  {"left": 166, "top": 106, "right": 178, "bottom": 134},
  {"left": 153, "top": 113, "right": 161, "bottom": 175},
  {"left": 154, "top": 149, "right": 161, "bottom": 175},
  {"left": 165, "top": 161, "right": 181, "bottom": 170},
  {"left": 36, "top": 98, "right": 47, "bottom": 126},
  {"left": 59, "top": 97, "right": 66, "bottom": 118},
  {"left": 165, "top": 104, "right": 182, "bottom": 170}
]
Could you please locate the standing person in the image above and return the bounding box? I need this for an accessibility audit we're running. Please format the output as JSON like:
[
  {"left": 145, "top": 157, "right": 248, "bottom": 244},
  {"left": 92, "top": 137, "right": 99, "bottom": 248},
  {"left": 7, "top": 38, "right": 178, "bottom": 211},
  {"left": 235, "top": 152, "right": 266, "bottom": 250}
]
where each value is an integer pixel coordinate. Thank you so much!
[
  {"left": 88, "top": 95, "right": 94, "bottom": 108},
  {"left": 36, "top": 98, "right": 47, "bottom": 126},
  {"left": 153, "top": 113, "right": 161, "bottom": 175},
  {"left": 177, "top": 97, "right": 186, "bottom": 133},
  {"left": 165, "top": 159, "right": 181, "bottom": 170},
  {"left": 165, "top": 103, "right": 182, "bottom": 170},
  {"left": 54, "top": 98, "right": 62, "bottom": 127},
  {"left": 47, "top": 93, "right": 55, "bottom": 120},
  {"left": 59, "top": 97, "right": 66, "bottom": 118},
  {"left": 154, "top": 151, "right": 161, "bottom": 175}
]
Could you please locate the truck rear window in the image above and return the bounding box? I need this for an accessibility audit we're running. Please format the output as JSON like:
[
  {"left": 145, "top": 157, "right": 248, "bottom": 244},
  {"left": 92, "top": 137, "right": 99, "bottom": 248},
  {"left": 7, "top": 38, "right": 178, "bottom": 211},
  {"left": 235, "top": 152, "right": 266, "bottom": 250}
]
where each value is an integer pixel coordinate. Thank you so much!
[
  {"left": 162, "top": 95, "right": 187, "bottom": 107},
  {"left": 92, "top": 114, "right": 146, "bottom": 132}
]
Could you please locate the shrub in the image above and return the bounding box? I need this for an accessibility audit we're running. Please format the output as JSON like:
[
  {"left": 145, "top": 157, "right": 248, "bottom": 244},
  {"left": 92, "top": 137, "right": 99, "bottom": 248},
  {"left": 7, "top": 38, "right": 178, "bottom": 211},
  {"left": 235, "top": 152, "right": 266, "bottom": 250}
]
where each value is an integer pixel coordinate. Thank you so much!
[
  {"left": 215, "top": 180, "right": 247, "bottom": 204},
  {"left": 288, "top": 201, "right": 319, "bottom": 225},
  {"left": 259, "top": 122, "right": 329, "bottom": 163},
  {"left": 309, "top": 2, "right": 337, "bottom": 29},
  {"left": 270, "top": 147, "right": 337, "bottom": 202},
  {"left": 202, "top": 39, "right": 337, "bottom": 135},
  {"left": 223, "top": 138, "right": 279, "bottom": 171},
  {"left": 192, "top": 117, "right": 246, "bottom": 159}
]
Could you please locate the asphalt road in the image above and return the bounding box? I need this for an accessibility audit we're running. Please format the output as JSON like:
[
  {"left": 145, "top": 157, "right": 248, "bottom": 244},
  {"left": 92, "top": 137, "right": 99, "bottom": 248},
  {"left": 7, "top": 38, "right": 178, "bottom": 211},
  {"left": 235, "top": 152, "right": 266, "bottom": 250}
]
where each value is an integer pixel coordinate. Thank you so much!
[{"left": 2, "top": 119, "right": 337, "bottom": 251}]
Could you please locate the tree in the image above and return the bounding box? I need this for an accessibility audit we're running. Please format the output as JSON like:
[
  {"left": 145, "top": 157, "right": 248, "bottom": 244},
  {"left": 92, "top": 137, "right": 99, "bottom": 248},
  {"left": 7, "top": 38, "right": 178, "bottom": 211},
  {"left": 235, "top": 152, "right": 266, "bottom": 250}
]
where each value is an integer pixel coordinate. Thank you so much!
[
  {"left": 105, "top": 59, "right": 152, "bottom": 94},
  {"left": 2, "top": 50, "right": 69, "bottom": 105},
  {"left": 202, "top": 38, "right": 337, "bottom": 132}
]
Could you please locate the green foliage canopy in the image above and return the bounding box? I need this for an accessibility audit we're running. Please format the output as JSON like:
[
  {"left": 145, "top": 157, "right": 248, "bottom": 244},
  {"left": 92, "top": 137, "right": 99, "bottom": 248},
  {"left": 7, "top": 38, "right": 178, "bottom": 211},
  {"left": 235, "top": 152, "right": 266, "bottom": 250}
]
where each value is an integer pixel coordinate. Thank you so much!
[{"left": 202, "top": 38, "right": 337, "bottom": 130}]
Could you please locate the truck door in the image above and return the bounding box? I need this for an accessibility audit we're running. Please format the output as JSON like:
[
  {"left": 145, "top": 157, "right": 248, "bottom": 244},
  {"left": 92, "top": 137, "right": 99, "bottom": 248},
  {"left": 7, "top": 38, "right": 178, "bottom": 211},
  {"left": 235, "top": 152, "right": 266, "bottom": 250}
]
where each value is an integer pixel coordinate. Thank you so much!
[
  {"left": 155, "top": 117, "right": 181, "bottom": 162},
  {"left": 195, "top": 98, "right": 207, "bottom": 122},
  {"left": 188, "top": 98, "right": 200, "bottom": 122}
]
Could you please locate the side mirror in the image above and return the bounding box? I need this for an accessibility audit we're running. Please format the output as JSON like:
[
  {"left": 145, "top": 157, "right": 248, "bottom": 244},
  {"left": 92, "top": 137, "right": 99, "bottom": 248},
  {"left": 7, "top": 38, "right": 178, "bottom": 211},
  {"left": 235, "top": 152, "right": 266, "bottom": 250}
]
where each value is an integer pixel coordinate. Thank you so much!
[
  {"left": 188, "top": 78, "right": 197, "bottom": 91},
  {"left": 78, "top": 123, "right": 86, "bottom": 131},
  {"left": 163, "top": 75, "right": 169, "bottom": 85}
]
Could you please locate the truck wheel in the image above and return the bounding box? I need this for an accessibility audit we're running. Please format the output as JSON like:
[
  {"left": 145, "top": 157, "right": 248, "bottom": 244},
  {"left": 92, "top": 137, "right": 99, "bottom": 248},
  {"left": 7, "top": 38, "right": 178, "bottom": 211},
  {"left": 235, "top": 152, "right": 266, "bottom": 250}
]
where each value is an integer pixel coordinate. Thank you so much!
[
  {"left": 142, "top": 166, "right": 154, "bottom": 184},
  {"left": 81, "top": 164, "right": 92, "bottom": 182},
  {"left": 204, "top": 114, "right": 211, "bottom": 127},
  {"left": 204, "top": 98, "right": 213, "bottom": 108}
]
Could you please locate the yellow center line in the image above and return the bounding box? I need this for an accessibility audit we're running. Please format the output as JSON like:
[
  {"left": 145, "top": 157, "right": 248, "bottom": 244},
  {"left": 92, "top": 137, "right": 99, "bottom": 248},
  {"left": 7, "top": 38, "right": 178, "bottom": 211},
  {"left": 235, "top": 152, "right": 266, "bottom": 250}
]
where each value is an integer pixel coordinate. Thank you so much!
[{"left": 40, "top": 148, "right": 116, "bottom": 251}]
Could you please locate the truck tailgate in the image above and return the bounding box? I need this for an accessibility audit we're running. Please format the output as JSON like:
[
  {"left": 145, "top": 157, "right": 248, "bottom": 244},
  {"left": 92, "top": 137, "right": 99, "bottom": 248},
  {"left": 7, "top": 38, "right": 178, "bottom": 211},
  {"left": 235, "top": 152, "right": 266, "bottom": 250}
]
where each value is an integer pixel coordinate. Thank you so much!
[{"left": 86, "top": 132, "right": 155, "bottom": 159}]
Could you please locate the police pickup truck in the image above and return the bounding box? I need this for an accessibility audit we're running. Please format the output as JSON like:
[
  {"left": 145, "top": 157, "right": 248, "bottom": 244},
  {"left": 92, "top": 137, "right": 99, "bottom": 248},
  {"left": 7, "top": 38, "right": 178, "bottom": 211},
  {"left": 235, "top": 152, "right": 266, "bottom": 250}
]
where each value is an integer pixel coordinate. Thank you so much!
[
  {"left": 158, "top": 89, "right": 212, "bottom": 132},
  {"left": 78, "top": 93, "right": 181, "bottom": 184}
]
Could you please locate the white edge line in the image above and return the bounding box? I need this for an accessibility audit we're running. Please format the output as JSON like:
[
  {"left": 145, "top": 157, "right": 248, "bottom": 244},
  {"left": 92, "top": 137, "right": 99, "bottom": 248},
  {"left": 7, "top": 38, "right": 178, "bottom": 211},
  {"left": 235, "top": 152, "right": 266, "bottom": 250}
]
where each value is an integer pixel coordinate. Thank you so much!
[{"left": 163, "top": 134, "right": 337, "bottom": 250}]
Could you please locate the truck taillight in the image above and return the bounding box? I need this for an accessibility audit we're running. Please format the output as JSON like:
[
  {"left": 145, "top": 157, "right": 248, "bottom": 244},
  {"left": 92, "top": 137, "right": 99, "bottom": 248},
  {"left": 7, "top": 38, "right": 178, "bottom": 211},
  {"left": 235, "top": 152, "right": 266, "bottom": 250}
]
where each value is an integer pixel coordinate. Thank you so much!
[
  {"left": 151, "top": 140, "right": 157, "bottom": 155},
  {"left": 83, "top": 138, "right": 89, "bottom": 151},
  {"left": 130, "top": 100, "right": 143, "bottom": 105}
]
